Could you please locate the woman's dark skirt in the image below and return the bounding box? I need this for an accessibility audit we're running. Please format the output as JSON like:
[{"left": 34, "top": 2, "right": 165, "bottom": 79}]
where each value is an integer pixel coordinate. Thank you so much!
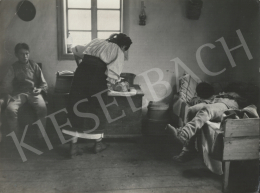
[{"left": 63, "top": 55, "right": 108, "bottom": 137}]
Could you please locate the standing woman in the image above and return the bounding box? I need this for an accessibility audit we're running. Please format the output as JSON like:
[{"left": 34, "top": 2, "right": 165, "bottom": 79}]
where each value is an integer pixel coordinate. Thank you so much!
[{"left": 62, "top": 33, "right": 132, "bottom": 158}]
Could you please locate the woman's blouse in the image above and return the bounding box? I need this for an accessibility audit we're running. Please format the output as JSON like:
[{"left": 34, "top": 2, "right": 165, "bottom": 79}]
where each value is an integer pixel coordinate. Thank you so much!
[{"left": 72, "top": 39, "right": 125, "bottom": 85}]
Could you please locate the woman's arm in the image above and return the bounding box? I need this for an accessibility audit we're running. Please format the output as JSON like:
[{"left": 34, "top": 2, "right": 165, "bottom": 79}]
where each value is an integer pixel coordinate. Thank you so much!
[
  {"left": 74, "top": 54, "right": 82, "bottom": 66},
  {"left": 106, "top": 48, "right": 125, "bottom": 82}
]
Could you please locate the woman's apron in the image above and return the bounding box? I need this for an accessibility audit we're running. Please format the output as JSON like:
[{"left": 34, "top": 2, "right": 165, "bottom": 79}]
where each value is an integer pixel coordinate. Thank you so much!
[{"left": 63, "top": 55, "right": 108, "bottom": 138}]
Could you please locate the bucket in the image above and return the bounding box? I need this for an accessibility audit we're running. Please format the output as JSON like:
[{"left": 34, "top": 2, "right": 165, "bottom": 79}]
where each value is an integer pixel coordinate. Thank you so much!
[
  {"left": 142, "top": 119, "right": 169, "bottom": 136},
  {"left": 147, "top": 101, "right": 170, "bottom": 121},
  {"left": 120, "top": 73, "right": 136, "bottom": 86},
  {"left": 143, "top": 101, "right": 171, "bottom": 135}
]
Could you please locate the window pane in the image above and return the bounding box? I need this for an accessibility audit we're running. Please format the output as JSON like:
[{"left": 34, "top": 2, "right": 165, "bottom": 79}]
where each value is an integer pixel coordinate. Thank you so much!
[
  {"left": 98, "top": 32, "right": 119, "bottom": 39},
  {"left": 97, "top": 11, "right": 120, "bottom": 30},
  {"left": 69, "top": 32, "right": 92, "bottom": 47},
  {"left": 97, "top": 0, "right": 120, "bottom": 9},
  {"left": 68, "top": 10, "right": 91, "bottom": 30},
  {"left": 68, "top": 0, "right": 91, "bottom": 8}
]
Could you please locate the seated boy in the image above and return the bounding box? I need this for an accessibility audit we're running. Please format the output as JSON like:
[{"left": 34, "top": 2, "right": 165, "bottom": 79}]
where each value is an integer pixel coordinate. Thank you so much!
[
  {"left": 166, "top": 82, "right": 249, "bottom": 163},
  {"left": 0, "top": 43, "right": 48, "bottom": 141}
]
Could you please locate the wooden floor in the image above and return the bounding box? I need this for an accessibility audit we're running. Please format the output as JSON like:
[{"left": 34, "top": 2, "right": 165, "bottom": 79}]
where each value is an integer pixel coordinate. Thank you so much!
[{"left": 0, "top": 135, "right": 224, "bottom": 193}]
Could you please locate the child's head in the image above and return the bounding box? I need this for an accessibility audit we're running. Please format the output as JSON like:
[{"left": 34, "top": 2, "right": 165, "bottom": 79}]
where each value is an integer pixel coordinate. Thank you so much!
[
  {"left": 14, "top": 43, "right": 30, "bottom": 64},
  {"left": 196, "top": 82, "right": 214, "bottom": 99}
]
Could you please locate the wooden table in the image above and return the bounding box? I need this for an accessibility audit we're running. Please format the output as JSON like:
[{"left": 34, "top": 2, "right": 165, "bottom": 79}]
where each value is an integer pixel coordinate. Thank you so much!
[{"left": 53, "top": 85, "right": 144, "bottom": 138}]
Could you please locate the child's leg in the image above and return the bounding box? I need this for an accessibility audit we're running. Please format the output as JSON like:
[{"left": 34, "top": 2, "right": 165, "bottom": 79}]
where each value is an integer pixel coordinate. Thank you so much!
[
  {"left": 183, "top": 103, "right": 208, "bottom": 152},
  {"left": 5, "top": 94, "right": 27, "bottom": 135},
  {"left": 27, "top": 94, "right": 47, "bottom": 138},
  {"left": 186, "top": 103, "right": 209, "bottom": 123},
  {"left": 184, "top": 103, "right": 228, "bottom": 139}
]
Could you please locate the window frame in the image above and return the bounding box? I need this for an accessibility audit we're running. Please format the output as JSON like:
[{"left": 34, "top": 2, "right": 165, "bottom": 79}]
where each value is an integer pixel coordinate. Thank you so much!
[{"left": 56, "top": 0, "right": 124, "bottom": 60}]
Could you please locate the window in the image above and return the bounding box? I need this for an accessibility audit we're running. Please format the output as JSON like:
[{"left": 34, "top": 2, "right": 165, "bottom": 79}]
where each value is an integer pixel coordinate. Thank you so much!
[{"left": 57, "top": 0, "right": 123, "bottom": 60}]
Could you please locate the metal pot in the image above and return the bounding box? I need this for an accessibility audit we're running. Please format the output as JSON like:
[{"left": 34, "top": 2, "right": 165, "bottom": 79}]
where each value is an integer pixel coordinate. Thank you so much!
[{"left": 120, "top": 73, "right": 136, "bottom": 86}]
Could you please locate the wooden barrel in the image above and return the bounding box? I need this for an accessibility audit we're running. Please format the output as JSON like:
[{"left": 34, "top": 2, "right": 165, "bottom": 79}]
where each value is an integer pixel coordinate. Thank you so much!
[
  {"left": 143, "top": 101, "right": 171, "bottom": 135},
  {"left": 52, "top": 93, "right": 70, "bottom": 127},
  {"left": 147, "top": 101, "right": 170, "bottom": 121},
  {"left": 54, "top": 72, "right": 74, "bottom": 93},
  {"left": 142, "top": 119, "right": 169, "bottom": 136}
]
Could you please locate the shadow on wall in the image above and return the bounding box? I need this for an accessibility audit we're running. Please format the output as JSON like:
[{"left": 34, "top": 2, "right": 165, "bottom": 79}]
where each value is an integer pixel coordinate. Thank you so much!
[{"left": 134, "top": 68, "right": 176, "bottom": 106}]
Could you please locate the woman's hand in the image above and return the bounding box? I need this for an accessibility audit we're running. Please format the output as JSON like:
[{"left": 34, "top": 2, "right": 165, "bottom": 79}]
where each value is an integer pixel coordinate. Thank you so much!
[
  {"left": 32, "top": 88, "right": 42, "bottom": 95},
  {"left": 116, "top": 77, "right": 124, "bottom": 83},
  {"left": 74, "top": 54, "right": 82, "bottom": 66},
  {"left": 113, "top": 81, "right": 130, "bottom": 92}
]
